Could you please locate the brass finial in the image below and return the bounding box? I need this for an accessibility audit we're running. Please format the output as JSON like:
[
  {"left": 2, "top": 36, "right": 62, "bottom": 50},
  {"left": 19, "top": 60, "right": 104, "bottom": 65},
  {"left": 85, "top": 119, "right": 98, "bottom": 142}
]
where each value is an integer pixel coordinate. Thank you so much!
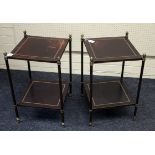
[
  {"left": 69, "top": 34, "right": 72, "bottom": 40},
  {"left": 143, "top": 54, "right": 146, "bottom": 60},
  {"left": 81, "top": 34, "right": 84, "bottom": 40},
  {"left": 3, "top": 52, "right": 7, "bottom": 60},
  {"left": 125, "top": 32, "right": 129, "bottom": 39},
  {"left": 23, "top": 30, "right": 27, "bottom": 38}
]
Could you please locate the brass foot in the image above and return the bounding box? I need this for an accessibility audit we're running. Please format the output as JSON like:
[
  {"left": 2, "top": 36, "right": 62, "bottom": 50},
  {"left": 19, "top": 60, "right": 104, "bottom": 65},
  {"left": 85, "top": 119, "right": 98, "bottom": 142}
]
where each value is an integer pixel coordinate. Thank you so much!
[
  {"left": 16, "top": 117, "right": 20, "bottom": 123},
  {"left": 61, "top": 122, "right": 65, "bottom": 127},
  {"left": 89, "top": 122, "right": 92, "bottom": 126}
]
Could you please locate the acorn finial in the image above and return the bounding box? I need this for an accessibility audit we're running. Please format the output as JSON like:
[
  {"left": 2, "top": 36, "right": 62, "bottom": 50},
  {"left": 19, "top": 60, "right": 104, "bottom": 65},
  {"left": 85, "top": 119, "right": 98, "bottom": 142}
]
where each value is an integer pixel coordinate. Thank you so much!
[
  {"left": 3, "top": 52, "right": 7, "bottom": 60},
  {"left": 23, "top": 30, "right": 27, "bottom": 38},
  {"left": 125, "top": 32, "right": 129, "bottom": 39},
  {"left": 81, "top": 34, "right": 84, "bottom": 40}
]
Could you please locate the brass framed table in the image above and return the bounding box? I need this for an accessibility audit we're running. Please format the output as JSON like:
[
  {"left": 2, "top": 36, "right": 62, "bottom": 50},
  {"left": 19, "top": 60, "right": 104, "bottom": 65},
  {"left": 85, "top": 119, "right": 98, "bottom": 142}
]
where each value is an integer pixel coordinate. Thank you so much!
[
  {"left": 4, "top": 31, "right": 72, "bottom": 126},
  {"left": 81, "top": 32, "right": 146, "bottom": 126}
]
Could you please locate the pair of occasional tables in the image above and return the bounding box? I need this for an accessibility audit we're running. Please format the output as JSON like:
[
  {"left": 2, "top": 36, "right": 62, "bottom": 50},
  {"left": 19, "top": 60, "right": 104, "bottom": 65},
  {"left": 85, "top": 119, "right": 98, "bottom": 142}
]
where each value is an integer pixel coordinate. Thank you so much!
[{"left": 4, "top": 31, "right": 146, "bottom": 126}]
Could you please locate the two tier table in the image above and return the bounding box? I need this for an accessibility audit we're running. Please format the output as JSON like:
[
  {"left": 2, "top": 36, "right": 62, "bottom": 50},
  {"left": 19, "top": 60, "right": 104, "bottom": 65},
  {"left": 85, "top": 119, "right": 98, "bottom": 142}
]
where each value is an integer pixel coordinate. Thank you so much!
[
  {"left": 81, "top": 32, "right": 146, "bottom": 126},
  {"left": 4, "top": 31, "right": 72, "bottom": 126}
]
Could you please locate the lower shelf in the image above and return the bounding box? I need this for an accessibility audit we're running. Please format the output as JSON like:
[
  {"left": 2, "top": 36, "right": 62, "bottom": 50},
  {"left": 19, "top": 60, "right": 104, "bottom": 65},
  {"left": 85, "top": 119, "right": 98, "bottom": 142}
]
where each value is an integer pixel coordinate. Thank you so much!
[
  {"left": 84, "top": 80, "right": 135, "bottom": 109},
  {"left": 18, "top": 80, "right": 69, "bottom": 109}
]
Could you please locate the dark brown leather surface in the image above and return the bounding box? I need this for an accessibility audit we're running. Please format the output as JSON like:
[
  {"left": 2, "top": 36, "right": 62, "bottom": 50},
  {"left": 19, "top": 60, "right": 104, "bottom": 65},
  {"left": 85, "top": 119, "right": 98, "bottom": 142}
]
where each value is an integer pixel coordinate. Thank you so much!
[
  {"left": 84, "top": 37, "right": 142, "bottom": 63},
  {"left": 10, "top": 36, "right": 69, "bottom": 62},
  {"left": 19, "top": 81, "right": 69, "bottom": 109},
  {"left": 84, "top": 80, "right": 134, "bottom": 109}
]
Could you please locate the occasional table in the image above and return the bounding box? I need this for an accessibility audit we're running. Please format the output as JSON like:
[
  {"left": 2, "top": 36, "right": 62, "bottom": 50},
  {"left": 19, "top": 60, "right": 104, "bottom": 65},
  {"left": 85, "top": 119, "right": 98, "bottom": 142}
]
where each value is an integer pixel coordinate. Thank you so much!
[
  {"left": 81, "top": 32, "right": 146, "bottom": 126},
  {"left": 4, "top": 31, "right": 72, "bottom": 126}
]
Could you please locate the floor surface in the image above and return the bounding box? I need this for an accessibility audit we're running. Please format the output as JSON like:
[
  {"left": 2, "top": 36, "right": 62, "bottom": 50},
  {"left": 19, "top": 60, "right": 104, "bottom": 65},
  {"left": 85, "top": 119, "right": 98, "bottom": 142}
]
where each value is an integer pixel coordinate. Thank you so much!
[{"left": 0, "top": 69, "right": 155, "bottom": 131}]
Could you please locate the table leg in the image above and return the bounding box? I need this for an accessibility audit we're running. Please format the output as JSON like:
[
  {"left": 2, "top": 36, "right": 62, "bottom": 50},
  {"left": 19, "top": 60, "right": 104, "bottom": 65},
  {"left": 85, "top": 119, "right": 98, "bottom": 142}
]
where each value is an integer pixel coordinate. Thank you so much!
[
  {"left": 60, "top": 110, "right": 64, "bottom": 127},
  {"left": 27, "top": 60, "right": 32, "bottom": 81},
  {"left": 69, "top": 34, "right": 72, "bottom": 95},
  {"left": 81, "top": 35, "right": 84, "bottom": 94},
  {"left": 89, "top": 110, "right": 93, "bottom": 126},
  {"left": 3, "top": 53, "right": 20, "bottom": 123},
  {"left": 57, "top": 60, "right": 64, "bottom": 126},
  {"left": 134, "top": 54, "right": 146, "bottom": 119},
  {"left": 121, "top": 61, "right": 125, "bottom": 82},
  {"left": 89, "top": 58, "right": 93, "bottom": 126}
]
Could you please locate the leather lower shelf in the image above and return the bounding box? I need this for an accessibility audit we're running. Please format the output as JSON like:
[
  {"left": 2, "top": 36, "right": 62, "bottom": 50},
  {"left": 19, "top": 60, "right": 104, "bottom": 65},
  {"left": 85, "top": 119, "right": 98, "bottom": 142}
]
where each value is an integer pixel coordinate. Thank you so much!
[
  {"left": 84, "top": 80, "right": 135, "bottom": 109},
  {"left": 18, "top": 80, "right": 69, "bottom": 109}
]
